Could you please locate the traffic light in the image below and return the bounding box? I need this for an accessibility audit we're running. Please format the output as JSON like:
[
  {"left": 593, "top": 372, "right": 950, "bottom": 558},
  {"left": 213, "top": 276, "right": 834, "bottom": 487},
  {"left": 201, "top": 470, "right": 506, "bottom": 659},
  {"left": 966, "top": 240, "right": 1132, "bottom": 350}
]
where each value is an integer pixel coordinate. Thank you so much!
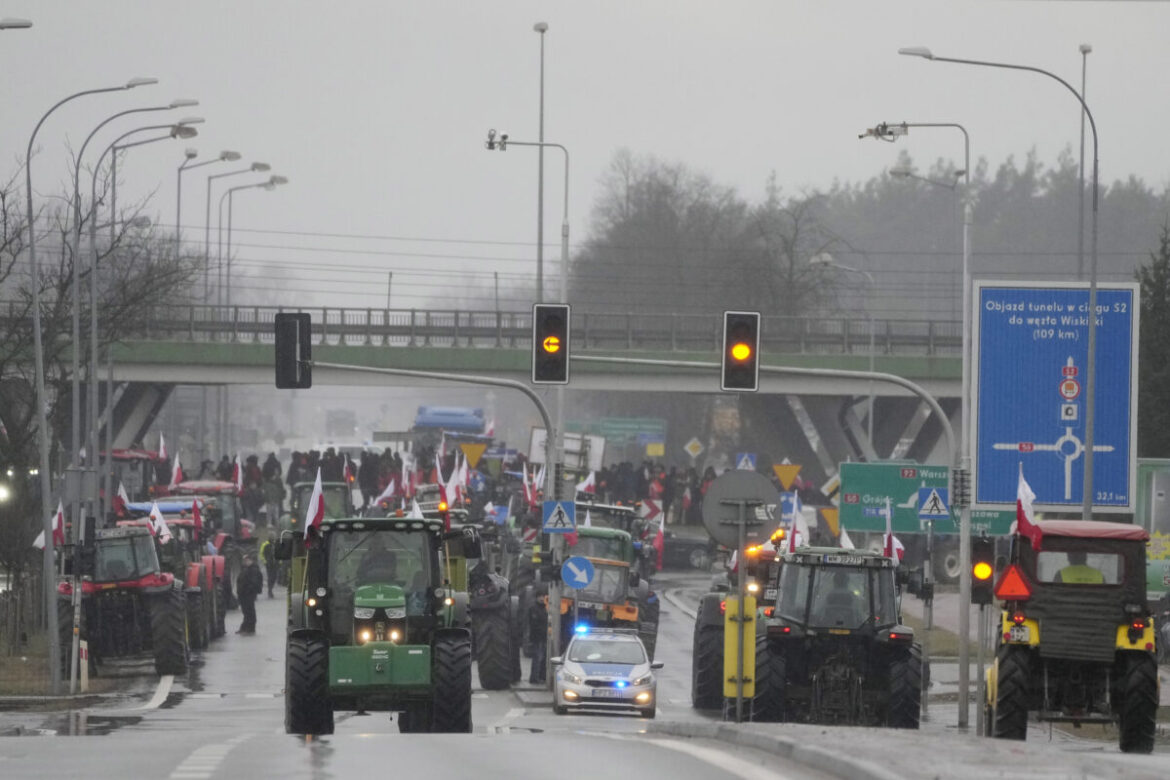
[
  {"left": 971, "top": 535, "right": 995, "bottom": 605},
  {"left": 721, "top": 311, "right": 760, "bottom": 392},
  {"left": 532, "top": 303, "right": 570, "bottom": 384},
  {"left": 274, "top": 312, "right": 312, "bottom": 389}
]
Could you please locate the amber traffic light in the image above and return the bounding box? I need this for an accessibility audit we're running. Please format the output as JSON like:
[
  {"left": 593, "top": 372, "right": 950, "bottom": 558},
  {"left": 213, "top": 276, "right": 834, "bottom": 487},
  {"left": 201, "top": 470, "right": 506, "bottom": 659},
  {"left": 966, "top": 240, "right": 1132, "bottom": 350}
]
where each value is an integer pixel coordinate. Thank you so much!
[
  {"left": 721, "top": 311, "right": 761, "bottom": 392},
  {"left": 532, "top": 304, "right": 570, "bottom": 384},
  {"left": 971, "top": 536, "right": 995, "bottom": 605}
]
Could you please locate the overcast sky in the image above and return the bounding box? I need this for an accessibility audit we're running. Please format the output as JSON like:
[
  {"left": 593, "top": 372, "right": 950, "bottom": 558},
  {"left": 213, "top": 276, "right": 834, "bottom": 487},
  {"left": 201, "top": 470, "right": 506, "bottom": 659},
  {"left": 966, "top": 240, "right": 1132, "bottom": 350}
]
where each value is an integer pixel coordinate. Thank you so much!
[{"left": 4, "top": 1, "right": 1169, "bottom": 309}]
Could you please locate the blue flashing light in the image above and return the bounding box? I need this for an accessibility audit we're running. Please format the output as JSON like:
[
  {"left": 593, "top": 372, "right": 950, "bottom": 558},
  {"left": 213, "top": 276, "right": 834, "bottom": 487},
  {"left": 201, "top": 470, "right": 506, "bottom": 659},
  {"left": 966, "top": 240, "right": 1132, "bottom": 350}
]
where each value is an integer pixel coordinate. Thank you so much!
[
  {"left": 616, "top": 681, "right": 628, "bottom": 688},
  {"left": 574, "top": 624, "right": 589, "bottom": 634}
]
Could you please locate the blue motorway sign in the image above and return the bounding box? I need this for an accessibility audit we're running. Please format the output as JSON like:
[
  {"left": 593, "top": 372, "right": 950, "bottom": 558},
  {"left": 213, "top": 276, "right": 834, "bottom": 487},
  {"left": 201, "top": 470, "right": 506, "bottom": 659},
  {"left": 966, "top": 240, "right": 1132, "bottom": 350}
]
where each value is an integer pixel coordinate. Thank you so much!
[
  {"left": 542, "top": 500, "right": 577, "bottom": 533},
  {"left": 561, "top": 556, "right": 596, "bottom": 589},
  {"left": 972, "top": 282, "right": 1138, "bottom": 511}
]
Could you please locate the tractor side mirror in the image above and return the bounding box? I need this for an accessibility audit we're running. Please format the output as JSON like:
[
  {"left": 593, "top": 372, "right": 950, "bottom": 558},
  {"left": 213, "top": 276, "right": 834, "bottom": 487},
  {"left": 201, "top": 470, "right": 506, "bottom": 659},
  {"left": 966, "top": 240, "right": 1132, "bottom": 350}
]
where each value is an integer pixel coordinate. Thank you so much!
[
  {"left": 275, "top": 536, "right": 294, "bottom": 561},
  {"left": 629, "top": 570, "right": 641, "bottom": 588},
  {"left": 461, "top": 528, "right": 483, "bottom": 560}
]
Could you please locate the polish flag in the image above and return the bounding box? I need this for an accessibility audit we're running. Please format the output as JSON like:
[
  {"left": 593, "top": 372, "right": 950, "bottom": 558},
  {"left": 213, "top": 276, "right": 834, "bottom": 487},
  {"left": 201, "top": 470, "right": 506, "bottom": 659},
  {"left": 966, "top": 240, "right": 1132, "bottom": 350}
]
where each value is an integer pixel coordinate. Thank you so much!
[
  {"left": 112, "top": 481, "right": 130, "bottom": 517},
  {"left": 458, "top": 452, "right": 469, "bottom": 487},
  {"left": 535, "top": 464, "right": 546, "bottom": 492},
  {"left": 33, "top": 501, "right": 66, "bottom": 549},
  {"left": 169, "top": 454, "right": 184, "bottom": 490},
  {"left": 191, "top": 500, "right": 203, "bottom": 534},
  {"left": 523, "top": 465, "right": 536, "bottom": 508},
  {"left": 682, "top": 486, "right": 692, "bottom": 511},
  {"left": 485, "top": 419, "right": 495, "bottom": 437},
  {"left": 882, "top": 497, "right": 905, "bottom": 564},
  {"left": 406, "top": 499, "right": 424, "bottom": 520},
  {"left": 401, "top": 458, "right": 410, "bottom": 498},
  {"left": 444, "top": 456, "right": 462, "bottom": 506},
  {"left": 303, "top": 468, "right": 326, "bottom": 540},
  {"left": 575, "top": 471, "right": 596, "bottom": 495},
  {"left": 149, "top": 502, "right": 173, "bottom": 544},
  {"left": 158, "top": 433, "right": 167, "bottom": 461},
  {"left": 652, "top": 513, "right": 665, "bottom": 571},
  {"left": 839, "top": 526, "right": 856, "bottom": 550},
  {"left": 1013, "top": 463, "right": 1043, "bottom": 550},
  {"left": 374, "top": 479, "right": 397, "bottom": 507},
  {"left": 233, "top": 453, "right": 243, "bottom": 493}
]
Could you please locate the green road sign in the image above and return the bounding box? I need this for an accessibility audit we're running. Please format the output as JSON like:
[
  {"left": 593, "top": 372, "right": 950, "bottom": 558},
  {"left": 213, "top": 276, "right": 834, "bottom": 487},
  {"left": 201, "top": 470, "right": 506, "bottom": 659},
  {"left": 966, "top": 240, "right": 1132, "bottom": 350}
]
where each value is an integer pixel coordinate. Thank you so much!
[
  {"left": 839, "top": 462, "right": 1014, "bottom": 535},
  {"left": 567, "top": 417, "right": 667, "bottom": 446}
]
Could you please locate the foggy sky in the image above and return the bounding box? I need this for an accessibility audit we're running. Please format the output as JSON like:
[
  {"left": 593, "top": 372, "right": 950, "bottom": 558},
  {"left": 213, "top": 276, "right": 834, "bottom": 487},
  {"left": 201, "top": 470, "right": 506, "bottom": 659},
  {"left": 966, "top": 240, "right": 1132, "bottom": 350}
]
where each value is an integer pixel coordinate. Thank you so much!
[{"left": 3, "top": 1, "right": 1169, "bottom": 309}]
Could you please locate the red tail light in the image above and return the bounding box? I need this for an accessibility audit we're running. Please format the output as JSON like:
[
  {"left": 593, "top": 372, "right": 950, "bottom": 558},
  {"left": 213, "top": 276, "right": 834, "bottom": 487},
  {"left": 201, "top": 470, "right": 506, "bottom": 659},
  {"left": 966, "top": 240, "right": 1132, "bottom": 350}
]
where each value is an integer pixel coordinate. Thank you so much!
[
  {"left": 890, "top": 631, "right": 913, "bottom": 642},
  {"left": 719, "top": 600, "right": 726, "bottom": 614},
  {"left": 1131, "top": 619, "right": 1147, "bottom": 631},
  {"left": 1011, "top": 611, "right": 1027, "bottom": 626},
  {"left": 994, "top": 564, "right": 1032, "bottom": 601}
]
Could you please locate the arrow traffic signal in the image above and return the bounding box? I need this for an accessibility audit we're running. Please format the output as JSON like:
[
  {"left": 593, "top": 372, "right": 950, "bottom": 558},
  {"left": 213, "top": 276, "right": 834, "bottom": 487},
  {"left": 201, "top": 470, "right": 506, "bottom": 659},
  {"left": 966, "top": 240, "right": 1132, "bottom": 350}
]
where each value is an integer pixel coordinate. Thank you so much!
[
  {"left": 971, "top": 535, "right": 995, "bottom": 605},
  {"left": 721, "top": 311, "right": 761, "bottom": 392},
  {"left": 532, "top": 304, "right": 570, "bottom": 384}
]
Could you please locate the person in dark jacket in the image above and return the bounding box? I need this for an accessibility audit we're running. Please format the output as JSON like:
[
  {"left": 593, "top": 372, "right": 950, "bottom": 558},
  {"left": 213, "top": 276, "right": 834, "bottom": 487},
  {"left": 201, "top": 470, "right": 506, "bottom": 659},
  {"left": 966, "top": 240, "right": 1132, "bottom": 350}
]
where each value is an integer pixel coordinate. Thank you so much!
[{"left": 236, "top": 554, "right": 263, "bottom": 634}]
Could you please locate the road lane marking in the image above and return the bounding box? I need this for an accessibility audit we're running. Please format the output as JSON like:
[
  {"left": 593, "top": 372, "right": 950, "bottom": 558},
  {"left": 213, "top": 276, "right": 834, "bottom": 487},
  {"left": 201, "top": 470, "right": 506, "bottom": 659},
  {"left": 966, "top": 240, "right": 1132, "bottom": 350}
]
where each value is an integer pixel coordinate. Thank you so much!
[
  {"left": 592, "top": 732, "right": 794, "bottom": 780},
  {"left": 169, "top": 733, "right": 252, "bottom": 779},
  {"left": 487, "top": 707, "right": 525, "bottom": 733},
  {"left": 663, "top": 589, "right": 698, "bottom": 620}
]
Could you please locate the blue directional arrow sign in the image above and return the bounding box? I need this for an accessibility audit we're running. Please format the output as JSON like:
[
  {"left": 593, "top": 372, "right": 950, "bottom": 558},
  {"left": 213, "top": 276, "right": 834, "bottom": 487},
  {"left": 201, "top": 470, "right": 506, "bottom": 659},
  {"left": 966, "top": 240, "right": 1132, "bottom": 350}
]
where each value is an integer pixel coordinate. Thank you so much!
[
  {"left": 542, "top": 500, "right": 577, "bottom": 533},
  {"left": 972, "top": 282, "right": 1138, "bottom": 512},
  {"left": 561, "top": 556, "right": 595, "bottom": 590}
]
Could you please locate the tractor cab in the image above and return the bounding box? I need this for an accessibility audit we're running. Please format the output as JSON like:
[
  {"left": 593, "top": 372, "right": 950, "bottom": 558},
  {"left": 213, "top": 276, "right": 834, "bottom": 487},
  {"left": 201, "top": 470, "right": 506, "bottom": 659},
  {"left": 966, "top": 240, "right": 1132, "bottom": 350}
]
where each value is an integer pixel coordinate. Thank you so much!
[
  {"left": 93, "top": 527, "right": 164, "bottom": 582},
  {"left": 288, "top": 481, "right": 354, "bottom": 532}
]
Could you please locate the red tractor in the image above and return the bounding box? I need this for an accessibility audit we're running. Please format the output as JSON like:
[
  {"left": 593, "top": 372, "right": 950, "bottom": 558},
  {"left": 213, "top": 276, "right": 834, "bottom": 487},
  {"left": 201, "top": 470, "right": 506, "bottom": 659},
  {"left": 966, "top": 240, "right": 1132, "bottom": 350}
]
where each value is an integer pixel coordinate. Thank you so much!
[
  {"left": 167, "top": 480, "right": 256, "bottom": 606},
  {"left": 58, "top": 526, "right": 190, "bottom": 676}
]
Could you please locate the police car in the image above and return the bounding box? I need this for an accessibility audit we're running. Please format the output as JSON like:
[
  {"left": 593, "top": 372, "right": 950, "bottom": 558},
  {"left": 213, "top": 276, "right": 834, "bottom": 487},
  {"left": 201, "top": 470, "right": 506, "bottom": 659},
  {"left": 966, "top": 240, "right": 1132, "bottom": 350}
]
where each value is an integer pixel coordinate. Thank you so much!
[{"left": 551, "top": 627, "right": 662, "bottom": 718}]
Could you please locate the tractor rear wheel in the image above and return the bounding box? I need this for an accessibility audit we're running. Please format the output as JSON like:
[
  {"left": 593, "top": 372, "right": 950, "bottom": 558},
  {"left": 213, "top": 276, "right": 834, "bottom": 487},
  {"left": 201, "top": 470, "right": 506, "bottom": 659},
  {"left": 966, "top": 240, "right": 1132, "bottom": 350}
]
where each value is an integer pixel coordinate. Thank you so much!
[
  {"left": 431, "top": 634, "right": 473, "bottom": 733},
  {"left": 887, "top": 643, "right": 923, "bottom": 729},
  {"left": 472, "top": 607, "right": 512, "bottom": 691},
  {"left": 1118, "top": 653, "right": 1157, "bottom": 754},
  {"left": 691, "top": 621, "right": 723, "bottom": 709},
  {"left": 286, "top": 636, "right": 333, "bottom": 735},
  {"left": 750, "top": 635, "right": 786, "bottom": 722},
  {"left": 151, "top": 589, "right": 190, "bottom": 676},
  {"left": 993, "top": 646, "right": 1030, "bottom": 741}
]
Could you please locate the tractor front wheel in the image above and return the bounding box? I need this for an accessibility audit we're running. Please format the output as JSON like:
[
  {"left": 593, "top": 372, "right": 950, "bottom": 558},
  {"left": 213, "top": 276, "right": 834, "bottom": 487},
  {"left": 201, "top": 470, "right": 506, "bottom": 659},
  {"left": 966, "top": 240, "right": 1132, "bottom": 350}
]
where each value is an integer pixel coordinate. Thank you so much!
[
  {"left": 472, "top": 607, "right": 512, "bottom": 691},
  {"left": 1118, "top": 653, "right": 1157, "bottom": 754},
  {"left": 431, "top": 634, "right": 473, "bottom": 733},
  {"left": 993, "top": 646, "right": 1030, "bottom": 741},
  {"left": 286, "top": 636, "right": 333, "bottom": 735},
  {"left": 691, "top": 621, "right": 723, "bottom": 709},
  {"left": 750, "top": 635, "right": 786, "bottom": 723},
  {"left": 151, "top": 589, "right": 190, "bottom": 676},
  {"left": 887, "top": 643, "right": 923, "bottom": 729}
]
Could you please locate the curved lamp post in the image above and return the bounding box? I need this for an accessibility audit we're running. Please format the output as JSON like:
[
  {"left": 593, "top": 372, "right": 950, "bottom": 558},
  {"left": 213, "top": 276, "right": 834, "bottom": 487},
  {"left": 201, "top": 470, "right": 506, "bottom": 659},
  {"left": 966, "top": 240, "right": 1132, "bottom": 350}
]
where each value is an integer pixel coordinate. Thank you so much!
[{"left": 24, "top": 76, "right": 157, "bottom": 693}]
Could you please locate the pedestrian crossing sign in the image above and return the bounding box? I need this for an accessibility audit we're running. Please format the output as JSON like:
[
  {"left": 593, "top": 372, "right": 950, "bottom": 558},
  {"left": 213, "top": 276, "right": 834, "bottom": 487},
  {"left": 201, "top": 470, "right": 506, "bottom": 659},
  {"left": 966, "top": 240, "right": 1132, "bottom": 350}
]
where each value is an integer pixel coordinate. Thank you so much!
[
  {"left": 918, "top": 487, "right": 950, "bottom": 520},
  {"left": 542, "top": 500, "right": 577, "bottom": 533},
  {"left": 735, "top": 453, "right": 757, "bottom": 471}
]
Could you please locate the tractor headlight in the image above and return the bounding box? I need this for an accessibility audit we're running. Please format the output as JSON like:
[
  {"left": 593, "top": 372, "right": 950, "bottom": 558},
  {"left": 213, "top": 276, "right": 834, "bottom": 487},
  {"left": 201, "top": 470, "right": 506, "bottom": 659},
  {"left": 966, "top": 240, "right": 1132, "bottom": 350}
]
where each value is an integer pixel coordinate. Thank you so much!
[
  {"left": 389, "top": 628, "right": 401, "bottom": 643},
  {"left": 354, "top": 607, "right": 375, "bottom": 619},
  {"left": 359, "top": 629, "right": 372, "bottom": 644}
]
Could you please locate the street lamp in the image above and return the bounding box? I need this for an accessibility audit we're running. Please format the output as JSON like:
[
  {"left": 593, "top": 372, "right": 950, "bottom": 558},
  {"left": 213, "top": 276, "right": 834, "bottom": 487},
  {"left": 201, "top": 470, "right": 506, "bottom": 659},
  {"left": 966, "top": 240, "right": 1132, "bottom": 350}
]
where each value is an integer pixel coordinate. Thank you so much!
[
  {"left": 68, "top": 98, "right": 198, "bottom": 481},
  {"left": 1077, "top": 43, "right": 1092, "bottom": 281},
  {"left": 217, "top": 174, "right": 287, "bottom": 454},
  {"left": 24, "top": 76, "right": 158, "bottom": 693},
  {"left": 898, "top": 48, "right": 1101, "bottom": 524},
  {"left": 809, "top": 254, "right": 877, "bottom": 455},
  {"left": 534, "top": 21, "right": 548, "bottom": 303}
]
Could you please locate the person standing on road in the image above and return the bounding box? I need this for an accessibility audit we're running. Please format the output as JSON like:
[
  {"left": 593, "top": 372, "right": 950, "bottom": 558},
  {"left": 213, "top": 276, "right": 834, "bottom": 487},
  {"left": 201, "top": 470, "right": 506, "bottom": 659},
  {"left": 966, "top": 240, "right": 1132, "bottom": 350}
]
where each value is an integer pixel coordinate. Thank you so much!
[
  {"left": 263, "top": 475, "right": 285, "bottom": 527},
  {"left": 260, "top": 532, "right": 278, "bottom": 598},
  {"left": 236, "top": 553, "right": 263, "bottom": 634}
]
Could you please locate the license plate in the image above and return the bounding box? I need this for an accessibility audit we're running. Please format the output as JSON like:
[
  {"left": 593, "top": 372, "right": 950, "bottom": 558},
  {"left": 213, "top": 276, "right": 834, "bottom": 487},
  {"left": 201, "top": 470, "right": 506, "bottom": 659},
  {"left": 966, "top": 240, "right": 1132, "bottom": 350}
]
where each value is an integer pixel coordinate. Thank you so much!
[
  {"left": 591, "top": 688, "right": 623, "bottom": 698},
  {"left": 1008, "top": 625, "right": 1030, "bottom": 642},
  {"left": 763, "top": 588, "right": 777, "bottom": 601}
]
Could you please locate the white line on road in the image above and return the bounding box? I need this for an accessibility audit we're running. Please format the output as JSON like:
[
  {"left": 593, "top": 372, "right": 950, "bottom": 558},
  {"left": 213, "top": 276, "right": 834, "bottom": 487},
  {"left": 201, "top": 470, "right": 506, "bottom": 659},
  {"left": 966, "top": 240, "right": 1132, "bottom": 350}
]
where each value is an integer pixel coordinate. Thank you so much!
[
  {"left": 487, "top": 707, "right": 525, "bottom": 734},
  {"left": 663, "top": 589, "right": 698, "bottom": 620},
  {"left": 98, "top": 674, "right": 174, "bottom": 714},
  {"left": 169, "top": 733, "right": 253, "bottom": 780},
  {"left": 592, "top": 732, "right": 795, "bottom": 780}
]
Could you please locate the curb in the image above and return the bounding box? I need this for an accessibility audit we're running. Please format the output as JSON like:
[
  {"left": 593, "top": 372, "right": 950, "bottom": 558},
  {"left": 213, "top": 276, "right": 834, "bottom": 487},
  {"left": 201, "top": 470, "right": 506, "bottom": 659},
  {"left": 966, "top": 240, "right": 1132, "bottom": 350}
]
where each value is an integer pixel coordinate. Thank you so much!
[
  {"left": 0, "top": 692, "right": 123, "bottom": 709},
  {"left": 663, "top": 589, "right": 698, "bottom": 620},
  {"left": 648, "top": 721, "right": 902, "bottom": 780}
]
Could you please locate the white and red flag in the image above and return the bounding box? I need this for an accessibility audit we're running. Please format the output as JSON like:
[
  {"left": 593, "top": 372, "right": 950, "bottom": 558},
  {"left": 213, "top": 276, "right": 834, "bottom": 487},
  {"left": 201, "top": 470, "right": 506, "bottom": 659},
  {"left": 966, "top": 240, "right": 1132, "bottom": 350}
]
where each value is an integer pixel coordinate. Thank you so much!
[
  {"left": 233, "top": 453, "right": 243, "bottom": 493},
  {"left": 575, "top": 471, "right": 596, "bottom": 495},
  {"left": 158, "top": 433, "right": 167, "bottom": 461},
  {"left": 652, "top": 513, "right": 665, "bottom": 571},
  {"left": 112, "top": 481, "right": 130, "bottom": 516},
  {"left": 485, "top": 419, "right": 495, "bottom": 437},
  {"left": 535, "top": 464, "right": 546, "bottom": 492},
  {"left": 149, "top": 502, "right": 173, "bottom": 544},
  {"left": 839, "top": 526, "right": 856, "bottom": 550},
  {"left": 374, "top": 479, "right": 397, "bottom": 507},
  {"left": 882, "top": 497, "right": 905, "bottom": 564},
  {"left": 406, "top": 498, "right": 424, "bottom": 520},
  {"left": 33, "top": 500, "right": 66, "bottom": 549},
  {"left": 303, "top": 468, "right": 326, "bottom": 540},
  {"left": 458, "top": 452, "right": 470, "bottom": 487},
  {"left": 523, "top": 465, "right": 537, "bottom": 508},
  {"left": 1013, "top": 463, "right": 1043, "bottom": 550},
  {"left": 169, "top": 454, "right": 184, "bottom": 490}
]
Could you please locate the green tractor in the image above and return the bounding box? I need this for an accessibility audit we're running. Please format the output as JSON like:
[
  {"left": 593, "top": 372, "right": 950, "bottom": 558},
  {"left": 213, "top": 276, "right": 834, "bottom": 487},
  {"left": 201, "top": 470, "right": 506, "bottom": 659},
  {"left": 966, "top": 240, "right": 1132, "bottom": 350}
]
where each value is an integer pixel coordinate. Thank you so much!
[{"left": 280, "top": 514, "right": 479, "bottom": 734}]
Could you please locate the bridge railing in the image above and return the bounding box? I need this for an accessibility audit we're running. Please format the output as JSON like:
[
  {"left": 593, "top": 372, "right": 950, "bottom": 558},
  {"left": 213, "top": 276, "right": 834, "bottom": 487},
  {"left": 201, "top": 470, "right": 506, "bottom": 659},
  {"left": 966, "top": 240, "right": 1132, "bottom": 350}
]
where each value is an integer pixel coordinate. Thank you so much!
[{"left": 126, "top": 305, "right": 961, "bottom": 356}]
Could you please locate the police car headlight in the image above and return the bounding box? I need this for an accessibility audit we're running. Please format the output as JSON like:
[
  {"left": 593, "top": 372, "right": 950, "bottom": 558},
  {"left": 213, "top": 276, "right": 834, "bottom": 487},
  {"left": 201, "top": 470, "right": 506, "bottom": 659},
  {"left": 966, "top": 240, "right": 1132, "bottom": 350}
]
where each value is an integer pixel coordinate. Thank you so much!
[
  {"left": 633, "top": 675, "right": 652, "bottom": 686},
  {"left": 562, "top": 671, "right": 584, "bottom": 685},
  {"left": 353, "top": 607, "right": 376, "bottom": 619}
]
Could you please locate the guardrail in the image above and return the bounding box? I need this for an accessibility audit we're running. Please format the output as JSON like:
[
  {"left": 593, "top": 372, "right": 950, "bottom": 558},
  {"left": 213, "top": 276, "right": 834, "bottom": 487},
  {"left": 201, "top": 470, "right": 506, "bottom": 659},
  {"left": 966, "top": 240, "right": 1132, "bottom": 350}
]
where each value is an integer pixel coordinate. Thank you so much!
[{"left": 4, "top": 304, "right": 963, "bottom": 357}]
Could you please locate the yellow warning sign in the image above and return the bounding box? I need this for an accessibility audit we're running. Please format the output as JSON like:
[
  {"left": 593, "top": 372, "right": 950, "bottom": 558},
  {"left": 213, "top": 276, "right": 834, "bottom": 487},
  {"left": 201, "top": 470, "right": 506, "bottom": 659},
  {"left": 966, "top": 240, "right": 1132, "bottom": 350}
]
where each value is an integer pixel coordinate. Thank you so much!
[
  {"left": 459, "top": 442, "right": 488, "bottom": 469},
  {"left": 772, "top": 463, "right": 802, "bottom": 491},
  {"left": 820, "top": 507, "right": 840, "bottom": 537},
  {"left": 723, "top": 595, "right": 756, "bottom": 698}
]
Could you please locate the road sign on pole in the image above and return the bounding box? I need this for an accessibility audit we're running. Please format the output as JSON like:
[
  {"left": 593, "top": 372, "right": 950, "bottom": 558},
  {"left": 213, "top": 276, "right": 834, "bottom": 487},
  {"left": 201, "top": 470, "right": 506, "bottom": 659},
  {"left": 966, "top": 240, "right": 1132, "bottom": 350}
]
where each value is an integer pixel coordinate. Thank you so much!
[
  {"left": 773, "top": 463, "right": 802, "bottom": 491},
  {"left": 683, "top": 437, "right": 704, "bottom": 460},
  {"left": 542, "top": 500, "right": 577, "bottom": 533},
  {"left": 561, "top": 556, "right": 595, "bottom": 590},
  {"left": 918, "top": 487, "right": 950, "bottom": 521},
  {"left": 735, "top": 453, "right": 757, "bottom": 471},
  {"left": 972, "top": 282, "right": 1138, "bottom": 512}
]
